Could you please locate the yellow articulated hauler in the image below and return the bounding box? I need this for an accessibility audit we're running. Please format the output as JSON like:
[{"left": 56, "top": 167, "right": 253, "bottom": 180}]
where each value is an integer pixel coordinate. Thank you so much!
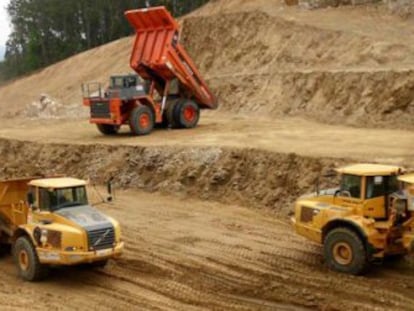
[
  {"left": 0, "top": 176, "right": 123, "bottom": 281},
  {"left": 293, "top": 164, "right": 414, "bottom": 275}
]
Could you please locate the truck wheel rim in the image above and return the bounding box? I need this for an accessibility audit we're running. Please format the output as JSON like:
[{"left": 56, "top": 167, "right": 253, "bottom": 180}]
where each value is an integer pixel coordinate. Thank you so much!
[
  {"left": 183, "top": 106, "right": 196, "bottom": 122},
  {"left": 19, "top": 250, "right": 30, "bottom": 271},
  {"left": 139, "top": 113, "right": 150, "bottom": 129},
  {"left": 333, "top": 242, "right": 353, "bottom": 265}
]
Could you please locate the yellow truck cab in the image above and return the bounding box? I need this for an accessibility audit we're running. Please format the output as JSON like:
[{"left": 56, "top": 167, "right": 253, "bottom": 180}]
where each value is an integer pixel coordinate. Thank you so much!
[
  {"left": 0, "top": 176, "right": 123, "bottom": 281},
  {"left": 293, "top": 164, "right": 414, "bottom": 275}
]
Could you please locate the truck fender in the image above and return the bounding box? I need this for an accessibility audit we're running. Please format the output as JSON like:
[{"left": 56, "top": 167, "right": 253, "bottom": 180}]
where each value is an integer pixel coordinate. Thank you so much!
[
  {"left": 13, "top": 227, "right": 36, "bottom": 245},
  {"left": 322, "top": 218, "right": 375, "bottom": 255}
]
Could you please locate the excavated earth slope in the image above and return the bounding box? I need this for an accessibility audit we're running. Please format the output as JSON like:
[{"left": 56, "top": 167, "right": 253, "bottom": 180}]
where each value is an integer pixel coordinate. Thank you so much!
[
  {"left": 182, "top": 10, "right": 414, "bottom": 128},
  {"left": 0, "top": 0, "right": 413, "bottom": 128},
  {"left": 0, "top": 1, "right": 413, "bottom": 310},
  {"left": 0, "top": 138, "right": 344, "bottom": 216}
]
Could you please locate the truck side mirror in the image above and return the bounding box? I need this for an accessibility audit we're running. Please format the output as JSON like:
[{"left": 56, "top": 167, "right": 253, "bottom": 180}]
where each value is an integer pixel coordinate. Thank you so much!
[
  {"left": 107, "top": 177, "right": 114, "bottom": 202},
  {"left": 27, "top": 192, "right": 34, "bottom": 205}
]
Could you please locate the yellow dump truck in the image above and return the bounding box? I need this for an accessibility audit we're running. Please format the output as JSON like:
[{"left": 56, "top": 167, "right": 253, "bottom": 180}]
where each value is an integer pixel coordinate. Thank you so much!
[
  {"left": 293, "top": 164, "right": 414, "bottom": 275},
  {"left": 0, "top": 176, "right": 123, "bottom": 281}
]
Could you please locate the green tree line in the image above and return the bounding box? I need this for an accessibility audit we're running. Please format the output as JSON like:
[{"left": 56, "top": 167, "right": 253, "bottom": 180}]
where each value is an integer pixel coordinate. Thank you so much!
[{"left": 0, "top": 0, "right": 209, "bottom": 82}]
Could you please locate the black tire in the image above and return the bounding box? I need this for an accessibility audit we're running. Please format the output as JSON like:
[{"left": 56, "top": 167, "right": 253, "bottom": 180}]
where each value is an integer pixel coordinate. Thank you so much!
[
  {"left": 173, "top": 99, "right": 200, "bottom": 129},
  {"left": 90, "top": 260, "right": 108, "bottom": 268},
  {"left": 129, "top": 105, "right": 154, "bottom": 136},
  {"left": 96, "top": 124, "right": 120, "bottom": 136},
  {"left": 13, "top": 236, "right": 49, "bottom": 281},
  {"left": 324, "top": 227, "right": 368, "bottom": 275},
  {"left": 161, "top": 97, "right": 180, "bottom": 128},
  {"left": 165, "top": 101, "right": 178, "bottom": 128},
  {"left": 0, "top": 244, "right": 11, "bottom": 258}
]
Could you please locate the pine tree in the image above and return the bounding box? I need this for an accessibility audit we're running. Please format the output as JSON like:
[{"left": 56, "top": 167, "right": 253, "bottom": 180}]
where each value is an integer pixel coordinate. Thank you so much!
[{"left": 0, "top": 0, "right": 209, "bottom": 82}]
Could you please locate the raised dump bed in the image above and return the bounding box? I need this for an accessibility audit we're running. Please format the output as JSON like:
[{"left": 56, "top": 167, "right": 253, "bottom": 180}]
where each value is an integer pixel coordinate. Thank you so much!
[{"left": 125, "top": 6, "right": 217, "bottom": 109}]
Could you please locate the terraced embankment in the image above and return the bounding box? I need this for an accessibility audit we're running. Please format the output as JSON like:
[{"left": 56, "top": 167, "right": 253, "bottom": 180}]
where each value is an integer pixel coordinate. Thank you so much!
[
  {"left": 0, "top": 0, "right": 413, "bottom": 310},
  {"left": 0, "top": 136, "right": 342, "bottom": 216},
  {"left": 0, "top": 3, "right": 413, "bottom": 129}
]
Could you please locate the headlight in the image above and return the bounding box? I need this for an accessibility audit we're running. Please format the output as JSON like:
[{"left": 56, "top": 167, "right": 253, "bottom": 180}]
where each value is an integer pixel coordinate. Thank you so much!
[
  {"left": 40, "top": 229, "right": 48, "bottom": 246},
  {"left": 33, "top": 227, "right": 42, "bottom": 246}
]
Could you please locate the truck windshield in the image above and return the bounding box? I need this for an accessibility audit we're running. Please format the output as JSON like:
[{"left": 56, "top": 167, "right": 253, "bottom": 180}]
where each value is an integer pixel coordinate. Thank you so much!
[
  {"left": 111, "top": 77, "right": 124, "bottom": 88},
  {"left": 41, "top": 186, "right": 88, "bottom": 212},
  {"left": 341, "top": 174, "right": 361, "bottom": 198}
]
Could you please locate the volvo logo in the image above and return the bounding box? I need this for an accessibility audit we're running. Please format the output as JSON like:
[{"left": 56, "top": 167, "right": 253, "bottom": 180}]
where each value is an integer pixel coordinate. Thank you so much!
[{"left": 94, "top": 229, "right": 111, "bottom": 247}]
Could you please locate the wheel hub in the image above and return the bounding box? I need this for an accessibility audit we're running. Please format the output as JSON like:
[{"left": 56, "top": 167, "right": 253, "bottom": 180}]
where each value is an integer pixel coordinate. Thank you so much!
[
  {"left": 139, "top": 113, "right": 150, "bottom": 129},
  {"left": 183, "top": 106, "right": 196, "bottom": 122},
  {"left": 333, "top": 242, "right": 353, "bottom": 265},
  {"left": 19, "top": 250, "right": 30, "bottom": 271}
]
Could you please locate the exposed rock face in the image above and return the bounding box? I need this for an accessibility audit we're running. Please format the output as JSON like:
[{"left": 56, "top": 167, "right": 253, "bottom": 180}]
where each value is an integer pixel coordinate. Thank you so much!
[
  {"left": 24, "top": 94, "right": 87, "bottom": 119},
  {"left": 385, "top": 0, "right": 414, "bottom": 17},
  {"left": 294, "top": 0, "right": 413, "bottom": 16},
  {"left": 298, "top": 0, "right": 379, "bottom": 9}
]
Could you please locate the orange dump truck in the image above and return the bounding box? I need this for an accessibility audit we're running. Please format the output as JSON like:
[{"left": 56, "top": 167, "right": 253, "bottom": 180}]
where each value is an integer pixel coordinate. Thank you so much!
[{"left": 82, "top": 6, "right": 217, "bottom": 136}]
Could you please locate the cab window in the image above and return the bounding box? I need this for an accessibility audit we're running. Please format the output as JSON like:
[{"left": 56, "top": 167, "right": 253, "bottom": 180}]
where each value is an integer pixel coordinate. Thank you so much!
[
  {"left": 27, "top": 186, "right": 36, "bottom": 207},
  {"left": 125, "top": 76, "right": 137, "bottom": 88},
  {"left": 341, "top": 174, "right": 361, "bottom": 199},
  {"left": 57, "top": 187, "right": 88, "bottom": 208},
  {"left": 38, "top": 187, "right": 88, "bottom": 212},
  {"left": 111, "top": 77, "right": 124, "bottom": 88},
  {"left": 39, "top": 188, "right": 55, "bottom": 212},
  {"left": 366, "top": 175, "right": 399, "bottom": 199}
]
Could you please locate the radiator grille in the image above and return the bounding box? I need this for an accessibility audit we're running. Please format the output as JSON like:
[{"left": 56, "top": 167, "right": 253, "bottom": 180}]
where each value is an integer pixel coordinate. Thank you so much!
[
  {"left": 87, "top": 227, "right": 115, "bottom": 250},
  {"left": 90, "top": 102, "right": 110, "bottom": 119}
]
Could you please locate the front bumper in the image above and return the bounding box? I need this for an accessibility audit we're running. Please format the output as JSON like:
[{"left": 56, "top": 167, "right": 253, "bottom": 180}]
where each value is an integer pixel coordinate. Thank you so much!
[
  {"left": 89, "top": 118, "right": 120, "bottom": 125},
  {"left": 37, "top": 242, "right": 124, "bottom": 265}
]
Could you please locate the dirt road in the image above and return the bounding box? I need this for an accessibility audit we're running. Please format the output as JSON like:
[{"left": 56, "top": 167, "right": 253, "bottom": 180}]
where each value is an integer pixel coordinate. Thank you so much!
[
  {"left": 1, "top": 190, "right": 414, "bottom": 311},
  {"left": 0, "top": 1, "right": 413, "bottom": 309},
  {"left": 0, "top": 113, "right": 413, "bottom": 166}
]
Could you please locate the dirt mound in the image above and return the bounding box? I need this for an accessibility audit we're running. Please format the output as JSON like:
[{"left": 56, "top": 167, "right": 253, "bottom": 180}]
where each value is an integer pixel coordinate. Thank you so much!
[
  {"left": 208, "top": 69, "right": 414, "bottom": 129},
  {"left": 24, "top": 94, "right": 87, "bottom": 119},
  {"left": 386, "top": 0, "right": 414, "bottom": 17},
  {"left": 0, "top": 37, "right": 132, "bottom": 119},
  {"left": 0, "top": 138, "right": 345, "bottom": 216},
  {"left": 182, "top": 11, "right": 414, "bottom": 75},
  {"left": 181, "top": 11, "right": 414, "bottom": 128}
]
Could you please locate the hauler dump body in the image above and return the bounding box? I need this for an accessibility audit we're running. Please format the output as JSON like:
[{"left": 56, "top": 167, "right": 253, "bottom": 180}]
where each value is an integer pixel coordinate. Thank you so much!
[
  {"left": 0, "top": 177, "right": 123, "bottom": 281},
  {"left": 82, "top": 6, "right": 217, "bottom": 136}
]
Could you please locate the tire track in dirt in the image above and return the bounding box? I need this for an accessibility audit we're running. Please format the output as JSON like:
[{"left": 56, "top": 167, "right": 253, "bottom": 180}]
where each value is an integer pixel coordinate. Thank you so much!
[
  {"left": 1, "top": 191, "right": 414, "bottom": 310},
  {"left": 98, "top": 192, "right": 414, "bottom": 310}
]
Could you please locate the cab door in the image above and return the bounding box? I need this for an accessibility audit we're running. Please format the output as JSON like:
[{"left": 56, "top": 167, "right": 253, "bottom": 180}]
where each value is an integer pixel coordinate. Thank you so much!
[
  {"left": 364, "top": 176, "right": 396, "bottom": 219},
  {"left": 333, "top": 174, "right": 364, "bottom": 210},
  {"left": 32, "top": 187, "right": 55, "bottom": 224}
]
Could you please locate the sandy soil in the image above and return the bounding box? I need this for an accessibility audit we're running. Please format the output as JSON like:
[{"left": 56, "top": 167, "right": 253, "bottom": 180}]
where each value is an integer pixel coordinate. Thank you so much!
[
  {"left": 0, "top": 113, "right": 412, "bottom": 166},
  {"left": 0, "top": 1, "right": 413, "bottom": 128},
  {"left": 0, "top": 0, "right": 413, "bottom": 309},
  {"left": 1, "top": 190, "right": 414, "bottom": 311}
]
